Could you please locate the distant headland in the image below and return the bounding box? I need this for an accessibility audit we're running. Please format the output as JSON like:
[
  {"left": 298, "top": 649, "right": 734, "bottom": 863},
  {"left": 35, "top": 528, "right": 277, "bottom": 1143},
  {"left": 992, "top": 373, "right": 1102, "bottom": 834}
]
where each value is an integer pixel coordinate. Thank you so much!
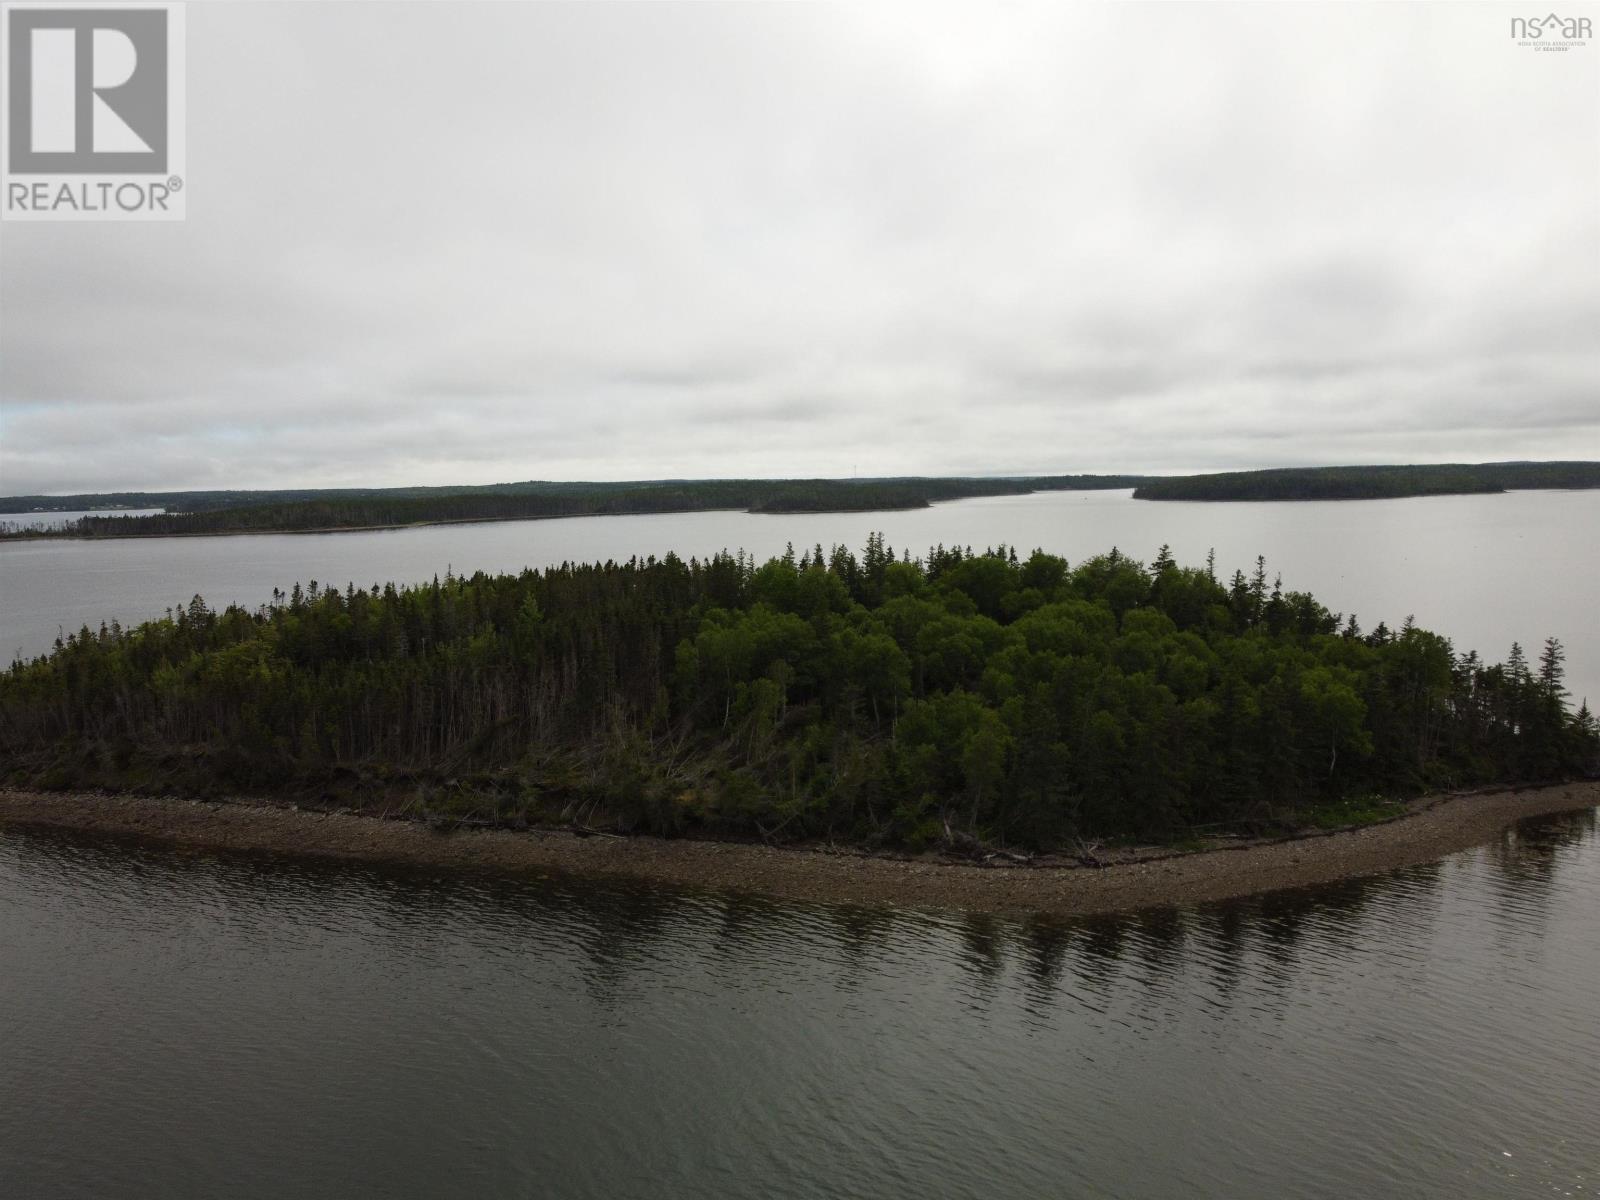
[{"left": 1, "top": 461, "right": 1595, "bottom": 540}]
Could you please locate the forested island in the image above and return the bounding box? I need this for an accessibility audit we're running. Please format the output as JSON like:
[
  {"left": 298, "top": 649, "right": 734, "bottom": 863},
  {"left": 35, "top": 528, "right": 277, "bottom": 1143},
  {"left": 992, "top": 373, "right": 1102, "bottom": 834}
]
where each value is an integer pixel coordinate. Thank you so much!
[
  {"left": 1133, "top": 461, "right": 1600, "bottom": 502},
  {"left": 0, "top": 475, "right": 1149, "bottom": 539},
  {"left": 3, "top": 539, "right": 1593, "bottom": 850}
]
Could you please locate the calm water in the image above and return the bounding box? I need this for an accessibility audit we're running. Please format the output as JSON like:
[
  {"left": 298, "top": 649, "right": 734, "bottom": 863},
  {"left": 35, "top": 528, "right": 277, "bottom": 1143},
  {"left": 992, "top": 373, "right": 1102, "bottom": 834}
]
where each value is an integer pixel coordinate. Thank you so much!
[
  {"left": 1, "top": 809, "right": 1596, "bottom": 1199},
  {"left": 1, "top": 489, "right": 1597, "bottom": 705}
]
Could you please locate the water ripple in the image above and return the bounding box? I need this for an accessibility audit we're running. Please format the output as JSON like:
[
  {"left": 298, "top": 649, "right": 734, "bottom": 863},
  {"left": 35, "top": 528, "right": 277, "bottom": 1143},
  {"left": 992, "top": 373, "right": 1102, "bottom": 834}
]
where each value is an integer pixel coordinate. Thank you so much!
[{"left": 1, "top": 808, "right": 1597, "bottom": 1199}]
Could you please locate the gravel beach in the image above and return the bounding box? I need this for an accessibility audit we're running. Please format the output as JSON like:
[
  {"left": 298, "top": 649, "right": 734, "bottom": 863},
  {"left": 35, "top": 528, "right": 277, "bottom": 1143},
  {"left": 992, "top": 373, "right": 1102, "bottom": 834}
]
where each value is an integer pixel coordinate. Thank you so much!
[{"left": 2, "top": 782, "right": 1596, "bottom": 915}]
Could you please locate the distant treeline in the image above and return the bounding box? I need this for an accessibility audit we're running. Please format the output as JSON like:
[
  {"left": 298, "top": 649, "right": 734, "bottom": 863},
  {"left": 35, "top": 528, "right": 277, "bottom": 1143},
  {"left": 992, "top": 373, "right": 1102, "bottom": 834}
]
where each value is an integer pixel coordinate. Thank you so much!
[
  {"left": 0, "top": 480, "right": 691, "bottom": 515},
  {"left": 8, "top": 461, "right": 1593, "bottom": 537},
  {"left": 1133, "top": 462, "right": 1600, "bottom": 502},
  {"left": 0, "top": 476, "right": 1150, "bottom": 539},
  {"left": 3, "top": 538, "right": 1592, "bottom": 849}
]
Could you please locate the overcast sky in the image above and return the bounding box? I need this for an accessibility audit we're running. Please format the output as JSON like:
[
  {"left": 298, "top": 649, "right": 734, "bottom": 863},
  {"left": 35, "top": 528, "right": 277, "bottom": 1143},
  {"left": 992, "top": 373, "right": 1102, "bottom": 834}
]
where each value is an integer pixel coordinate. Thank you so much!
[{"left": 1, "top": 2, "right": 1596, "bottom": 494}]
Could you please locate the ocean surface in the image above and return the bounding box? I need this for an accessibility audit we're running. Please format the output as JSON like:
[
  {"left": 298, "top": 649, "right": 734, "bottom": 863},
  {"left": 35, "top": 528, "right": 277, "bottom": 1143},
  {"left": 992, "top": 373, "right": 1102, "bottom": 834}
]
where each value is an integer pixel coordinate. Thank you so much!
[
  {"left": 1, "top": 488, "right": 1596, "bottom": 705},
  {"left": 1, "top": 808, "right": 1596, "bottom": 1198}
]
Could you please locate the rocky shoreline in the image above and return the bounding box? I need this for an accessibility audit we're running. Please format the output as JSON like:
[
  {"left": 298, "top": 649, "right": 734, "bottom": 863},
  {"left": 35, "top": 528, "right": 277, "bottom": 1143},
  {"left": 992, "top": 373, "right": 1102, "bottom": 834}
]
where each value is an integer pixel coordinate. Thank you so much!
[{"left": 2, "top": 782, "right": 1596, "bottom": 915}]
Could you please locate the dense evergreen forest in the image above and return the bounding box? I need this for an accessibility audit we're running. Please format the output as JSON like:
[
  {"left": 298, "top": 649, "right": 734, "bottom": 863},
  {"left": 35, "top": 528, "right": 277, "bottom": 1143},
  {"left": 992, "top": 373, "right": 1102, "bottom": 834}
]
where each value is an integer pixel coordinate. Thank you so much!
[
  {"left": 3, "top": 539, "right": 1592, "bottom": 849},
  {"left": 0, "top": 475, "right": 1149, "bottom": 539},
  {"left": 1133, "top": 461, "right": 1600, "bottom": 502}
]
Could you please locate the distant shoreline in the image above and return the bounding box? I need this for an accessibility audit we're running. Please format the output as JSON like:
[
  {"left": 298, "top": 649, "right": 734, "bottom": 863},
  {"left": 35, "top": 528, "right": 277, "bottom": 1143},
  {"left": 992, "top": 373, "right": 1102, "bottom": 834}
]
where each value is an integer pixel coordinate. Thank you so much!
[
  {"left": 8, "top": 479, "right": 1599, "bottom": 544},
  {"left": 2, "top": 782, "right": 1594, "bottom": 914},
  {"left": 0, "top": 502, "right": 956, "bottom": 544},
  {"left": 1129, "top": 487, "right": 1600, "bottom": 503},
  {"left": 0, "top": 507, "right": 756, "bottom": 543},
  {"left": 1130, "top": 462, "right": 1600, "bottom": 503}
]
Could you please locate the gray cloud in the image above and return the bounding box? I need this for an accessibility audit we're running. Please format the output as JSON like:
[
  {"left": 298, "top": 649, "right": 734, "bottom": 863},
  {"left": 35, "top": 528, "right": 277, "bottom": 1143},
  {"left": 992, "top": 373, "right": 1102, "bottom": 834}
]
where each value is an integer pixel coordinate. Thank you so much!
[{"left": 2, "top": 2, "right": 1596, "bottom": 493}]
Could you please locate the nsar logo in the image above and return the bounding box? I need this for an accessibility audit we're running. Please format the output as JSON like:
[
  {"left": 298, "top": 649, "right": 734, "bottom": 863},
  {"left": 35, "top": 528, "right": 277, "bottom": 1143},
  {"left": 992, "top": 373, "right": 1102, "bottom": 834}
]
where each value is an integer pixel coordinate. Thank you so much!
[{"left": 1510, "top": 11, "right": 1592, "bottom": 50}]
